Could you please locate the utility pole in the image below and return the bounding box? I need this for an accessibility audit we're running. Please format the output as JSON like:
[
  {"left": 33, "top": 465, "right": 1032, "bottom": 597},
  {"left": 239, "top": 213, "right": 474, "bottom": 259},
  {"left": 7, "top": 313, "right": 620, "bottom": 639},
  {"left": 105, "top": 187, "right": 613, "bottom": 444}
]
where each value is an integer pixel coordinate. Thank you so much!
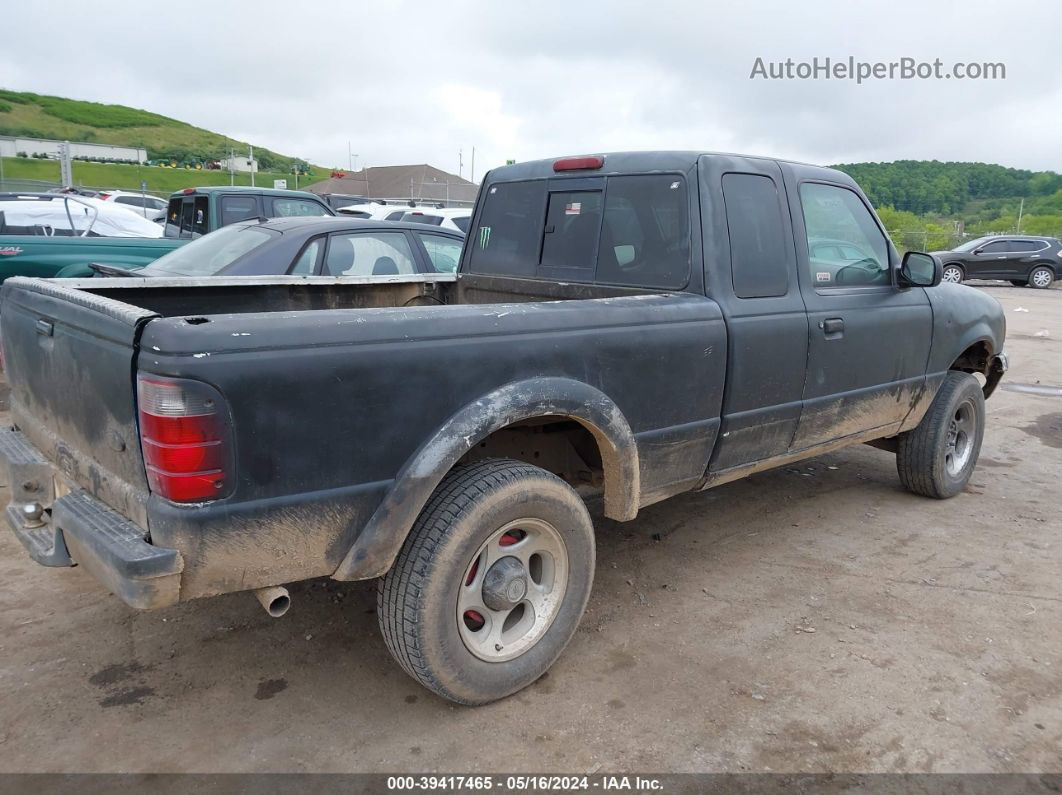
[
  {"left": 458, "top": 149, "right": 463, "bottom": 180},
  {"left": 249, "top": 145, "right": 255, "bottom": 188},
  {"left": 1016, "top": 197, "right": 1025, "bottom": 234},
  {"left": 59, "top": 140, "right": 73, "bottom": 187},
  {"left": 470, "top": 147, "right": 475, "bottom": 184},
  {"left": 229, "top": 147, "right": 234, "bottom": 186}
]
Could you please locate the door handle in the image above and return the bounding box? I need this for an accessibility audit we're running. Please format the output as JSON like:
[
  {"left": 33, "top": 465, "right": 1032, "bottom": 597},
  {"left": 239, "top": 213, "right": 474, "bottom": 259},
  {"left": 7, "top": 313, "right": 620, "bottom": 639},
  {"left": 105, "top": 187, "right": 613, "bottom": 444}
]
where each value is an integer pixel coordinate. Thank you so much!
[
  {"left": 36, "top": 319, "right": 54, "bottom": 336},
  {"left": 821, "top": 317, "right": 844, "bottom": 338}
]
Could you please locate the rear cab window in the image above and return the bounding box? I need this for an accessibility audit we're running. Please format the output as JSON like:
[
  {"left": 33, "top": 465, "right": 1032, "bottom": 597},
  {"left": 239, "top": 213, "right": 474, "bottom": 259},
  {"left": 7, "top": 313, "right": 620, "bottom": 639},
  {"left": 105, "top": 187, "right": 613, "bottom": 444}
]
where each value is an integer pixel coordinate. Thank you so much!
[
  {"left": 164, "top": 197, "right": 183, "bottom": 237},
  {"left": 468, "top": 174, "right": 689, "bottom": 288},
  {"left": 220, "top": 195, "right": 260, "bottom": 227}
]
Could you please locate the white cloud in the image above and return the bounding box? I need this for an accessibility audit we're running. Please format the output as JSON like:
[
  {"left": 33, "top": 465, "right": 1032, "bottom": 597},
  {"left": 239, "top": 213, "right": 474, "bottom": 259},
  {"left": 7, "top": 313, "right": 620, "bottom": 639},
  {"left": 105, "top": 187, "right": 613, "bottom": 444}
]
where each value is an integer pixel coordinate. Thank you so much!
[{"left": 2, "top": 0, "right": 1060, "bottom": 175}]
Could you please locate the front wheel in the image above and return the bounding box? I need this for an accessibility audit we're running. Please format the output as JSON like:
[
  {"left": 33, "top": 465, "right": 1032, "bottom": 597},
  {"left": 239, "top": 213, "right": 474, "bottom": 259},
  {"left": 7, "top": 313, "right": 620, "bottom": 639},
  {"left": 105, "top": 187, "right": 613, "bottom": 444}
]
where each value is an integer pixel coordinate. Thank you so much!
[
  {"left": 896, "top": 371, "right": 985, "bottom": 499},
  {"left": 1029, "top": 266, "right": 1054, "bottom": 289},
  {"left": 377, "top": 458, "right": 595, "bottom": 704},
  {"left": 941, "top": 264, "right": 964, "bottom": 284}
]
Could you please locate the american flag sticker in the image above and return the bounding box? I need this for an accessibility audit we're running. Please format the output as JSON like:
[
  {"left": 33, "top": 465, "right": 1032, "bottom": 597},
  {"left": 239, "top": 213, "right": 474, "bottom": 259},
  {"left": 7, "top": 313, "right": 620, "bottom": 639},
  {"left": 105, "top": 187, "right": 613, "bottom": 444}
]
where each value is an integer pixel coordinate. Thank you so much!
[{"left": 565, "top": 202, "right": 582, "bottom": 215}]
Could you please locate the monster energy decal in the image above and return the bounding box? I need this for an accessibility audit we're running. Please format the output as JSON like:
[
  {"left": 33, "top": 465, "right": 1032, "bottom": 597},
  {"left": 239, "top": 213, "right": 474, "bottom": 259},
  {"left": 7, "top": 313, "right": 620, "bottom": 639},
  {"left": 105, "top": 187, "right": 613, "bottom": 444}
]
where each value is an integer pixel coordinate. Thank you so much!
[{"left": 479, "top": 226, "right": 491, "bottom": 249}]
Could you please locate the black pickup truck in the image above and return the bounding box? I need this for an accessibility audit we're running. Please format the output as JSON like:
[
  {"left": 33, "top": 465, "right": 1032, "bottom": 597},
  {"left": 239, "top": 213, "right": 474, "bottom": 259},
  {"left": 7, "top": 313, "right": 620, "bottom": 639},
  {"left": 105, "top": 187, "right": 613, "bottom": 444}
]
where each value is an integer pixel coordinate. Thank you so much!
[{"left": 0, "top": 151, "right": 1007, "bottom": 704}]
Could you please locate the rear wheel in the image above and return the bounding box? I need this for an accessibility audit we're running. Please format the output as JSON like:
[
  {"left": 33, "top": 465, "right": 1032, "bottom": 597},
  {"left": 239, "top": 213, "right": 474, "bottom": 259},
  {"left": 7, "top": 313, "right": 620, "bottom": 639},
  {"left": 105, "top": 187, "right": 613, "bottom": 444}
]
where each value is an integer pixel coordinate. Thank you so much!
[
  {"left": 896, "top": 371, "right": 985, "bottom": 499},
  {"left": 378, "top": 458, "right": 595, "bottom": 704},
  {"left": 941, "top": 264, "right": 964, "bottom": 284},
  {"left": 1029, "top": 266, "right": 1054, "bottom": 289}
]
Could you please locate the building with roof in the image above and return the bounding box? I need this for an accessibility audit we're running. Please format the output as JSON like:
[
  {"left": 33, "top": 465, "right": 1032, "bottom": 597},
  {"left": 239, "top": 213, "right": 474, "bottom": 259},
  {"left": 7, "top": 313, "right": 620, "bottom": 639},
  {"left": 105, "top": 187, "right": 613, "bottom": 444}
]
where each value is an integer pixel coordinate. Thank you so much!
[
  {"left": 305, "top": 164, "right": 478, "bottom": 206},
  {"left": 0, "top": 135, "right": 145, "bottom": 163}
]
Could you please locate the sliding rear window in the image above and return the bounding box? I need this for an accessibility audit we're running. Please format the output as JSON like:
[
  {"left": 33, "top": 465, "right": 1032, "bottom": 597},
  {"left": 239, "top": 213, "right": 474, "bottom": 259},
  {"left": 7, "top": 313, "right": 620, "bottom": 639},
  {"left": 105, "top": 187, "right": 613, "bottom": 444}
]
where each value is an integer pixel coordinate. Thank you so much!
[{"left": 467, "top": 174, "right": 689, "bottom": 288}]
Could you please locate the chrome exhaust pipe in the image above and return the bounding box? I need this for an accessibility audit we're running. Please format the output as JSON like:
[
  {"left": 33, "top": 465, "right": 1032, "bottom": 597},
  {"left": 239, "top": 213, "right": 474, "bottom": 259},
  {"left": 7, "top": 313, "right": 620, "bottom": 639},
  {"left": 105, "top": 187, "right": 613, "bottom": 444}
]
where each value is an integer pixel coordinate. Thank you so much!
[{"left": 254, "top": 585, "right": 291, "bottom": 618}]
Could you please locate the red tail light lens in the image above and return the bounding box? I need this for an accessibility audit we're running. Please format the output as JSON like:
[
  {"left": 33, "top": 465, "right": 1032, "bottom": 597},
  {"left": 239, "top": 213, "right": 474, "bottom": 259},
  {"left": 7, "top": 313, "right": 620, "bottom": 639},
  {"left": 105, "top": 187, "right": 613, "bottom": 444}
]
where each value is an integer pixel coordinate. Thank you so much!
[
  {"left": 553, "top": 156, "right": 604, "bottom": 172},
  {"left": 98, "top": 192, "right": 111, "bottom": 200},
  {"left": 137, "top": 375, "right": 233, "bottom": 503}
]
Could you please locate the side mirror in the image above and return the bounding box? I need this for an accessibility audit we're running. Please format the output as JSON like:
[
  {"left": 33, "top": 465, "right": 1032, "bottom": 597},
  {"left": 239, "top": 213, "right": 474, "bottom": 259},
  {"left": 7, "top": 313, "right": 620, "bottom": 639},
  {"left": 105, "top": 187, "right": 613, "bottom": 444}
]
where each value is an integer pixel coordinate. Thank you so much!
[
  {"left": 972, "top": 248, "right": 984, "bottom": 255},
  {"left": 899, "top": 251, "right": 942, "bottom": 287}
]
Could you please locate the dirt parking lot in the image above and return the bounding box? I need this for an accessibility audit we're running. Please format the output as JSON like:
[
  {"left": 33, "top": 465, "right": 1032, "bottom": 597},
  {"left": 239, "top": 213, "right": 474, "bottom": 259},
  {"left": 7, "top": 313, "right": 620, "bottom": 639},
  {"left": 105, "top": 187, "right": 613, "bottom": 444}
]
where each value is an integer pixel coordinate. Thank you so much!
[{"left": 0, "top": 284, "right": 1060, "bottom": 774}]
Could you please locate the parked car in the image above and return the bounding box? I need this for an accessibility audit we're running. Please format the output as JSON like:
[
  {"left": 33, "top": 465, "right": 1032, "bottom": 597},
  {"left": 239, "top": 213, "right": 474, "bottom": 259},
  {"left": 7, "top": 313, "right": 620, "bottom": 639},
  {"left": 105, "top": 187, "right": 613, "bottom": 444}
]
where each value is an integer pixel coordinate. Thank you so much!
[
  {"left": 97, "top": 190, "right": 169, "bottom": 221},
  {"left": 0, "top": 151, "right": 1006, "bottom": 705},
  {"left": 0, "top": 187, "right": 340, "bottom": 282},
  {"left": 400, "top": 206, "right": 473, "bottom": 233},
  {"left": 338, "top": 202, "right": 442, "bottom": 221},
  {"left": 318, "top": 193, "right": 374, "bottom": 213},
  {"left": 163, "top": 186, "right": 334, "bottom": 240},
  {"left": 0, "top": 194, "right": 176, "bottom": 282},
  {"left": 98, "top": 217, "right": 465, "bottom": 278},
  {"left": 933, "top": 235, "right": 1062, "bottom": 288},
  {"left": 332, "top": 201, "right": 388, "bottom": 218}
]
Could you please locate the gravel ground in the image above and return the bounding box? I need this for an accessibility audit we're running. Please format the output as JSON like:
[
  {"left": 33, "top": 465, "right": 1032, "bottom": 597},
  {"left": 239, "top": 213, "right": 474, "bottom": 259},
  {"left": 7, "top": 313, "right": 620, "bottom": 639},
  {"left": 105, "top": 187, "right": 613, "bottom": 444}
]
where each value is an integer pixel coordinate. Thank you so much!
[{"left": 0, "top": 284, "right": 1059, "bottom": 774}]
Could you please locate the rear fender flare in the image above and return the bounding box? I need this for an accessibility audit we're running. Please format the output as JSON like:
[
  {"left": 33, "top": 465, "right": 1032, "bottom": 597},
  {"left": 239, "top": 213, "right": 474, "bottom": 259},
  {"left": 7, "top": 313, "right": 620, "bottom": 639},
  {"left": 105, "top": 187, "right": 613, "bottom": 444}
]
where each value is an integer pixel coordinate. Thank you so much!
[{"left": 332, "top": 377, "right": 639, "bottom": 580}]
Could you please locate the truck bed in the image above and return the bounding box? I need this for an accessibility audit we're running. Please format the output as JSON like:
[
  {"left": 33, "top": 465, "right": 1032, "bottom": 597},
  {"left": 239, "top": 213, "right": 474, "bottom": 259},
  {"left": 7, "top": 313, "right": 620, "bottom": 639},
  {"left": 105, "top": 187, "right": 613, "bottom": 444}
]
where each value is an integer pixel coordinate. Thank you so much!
[{"left": 1, "top": 274, "right": 726, "bottom": 600}]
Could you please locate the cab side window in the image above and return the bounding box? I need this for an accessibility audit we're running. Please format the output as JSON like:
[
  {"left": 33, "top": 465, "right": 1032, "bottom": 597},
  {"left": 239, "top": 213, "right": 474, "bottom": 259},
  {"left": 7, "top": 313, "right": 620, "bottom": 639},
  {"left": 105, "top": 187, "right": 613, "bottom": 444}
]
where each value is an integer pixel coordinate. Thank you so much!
[
  {"left": 800, "top": 183, "right": 889, "bottom": 288},
  {"left": 980, "top": 241, "right": 1009, "bottom": 253},
  {"left": 722, "top": 173, "right": 788, "bottom": 298}
]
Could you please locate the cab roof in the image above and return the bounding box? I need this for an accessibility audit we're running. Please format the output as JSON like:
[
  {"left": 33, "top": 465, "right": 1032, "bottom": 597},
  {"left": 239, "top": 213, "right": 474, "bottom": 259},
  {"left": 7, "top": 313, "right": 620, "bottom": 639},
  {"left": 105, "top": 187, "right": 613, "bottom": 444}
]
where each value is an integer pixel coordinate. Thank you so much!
[
  {"left": 485, "top": 150, "right": 831, "bottom": 183},
  {"left": 168, "top": 186, "right": 324, "bottom": 200}
]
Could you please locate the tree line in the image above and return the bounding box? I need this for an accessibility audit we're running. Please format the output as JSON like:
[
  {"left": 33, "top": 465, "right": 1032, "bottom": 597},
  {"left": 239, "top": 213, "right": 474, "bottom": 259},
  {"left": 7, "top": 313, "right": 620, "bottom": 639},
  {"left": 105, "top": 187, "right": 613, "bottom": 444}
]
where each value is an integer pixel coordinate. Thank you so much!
[{"left": 834, "top": 160, "right": 1062, "bottom": 216}]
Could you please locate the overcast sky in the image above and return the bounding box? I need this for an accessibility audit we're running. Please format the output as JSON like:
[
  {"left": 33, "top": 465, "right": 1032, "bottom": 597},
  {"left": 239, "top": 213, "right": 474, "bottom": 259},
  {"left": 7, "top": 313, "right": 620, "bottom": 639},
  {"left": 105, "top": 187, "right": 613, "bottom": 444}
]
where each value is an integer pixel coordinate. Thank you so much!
[{"left": 3, "top": 0, "right": 1060, "bottom": 178}]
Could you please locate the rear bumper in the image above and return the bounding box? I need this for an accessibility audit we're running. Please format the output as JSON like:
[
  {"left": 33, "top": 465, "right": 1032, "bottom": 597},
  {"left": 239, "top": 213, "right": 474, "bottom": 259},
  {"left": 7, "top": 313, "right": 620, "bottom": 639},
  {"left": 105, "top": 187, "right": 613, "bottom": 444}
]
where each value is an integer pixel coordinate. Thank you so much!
[{"left": 1, "top": 429, "right": 183, "bottom": 609}]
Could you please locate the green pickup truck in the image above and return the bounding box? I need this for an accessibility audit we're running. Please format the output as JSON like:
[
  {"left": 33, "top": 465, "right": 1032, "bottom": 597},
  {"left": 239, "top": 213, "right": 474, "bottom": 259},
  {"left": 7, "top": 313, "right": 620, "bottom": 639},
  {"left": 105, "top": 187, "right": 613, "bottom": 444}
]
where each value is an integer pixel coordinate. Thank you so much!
[{"left": 0, "top": 187, "right": 333, "bottom": 282}]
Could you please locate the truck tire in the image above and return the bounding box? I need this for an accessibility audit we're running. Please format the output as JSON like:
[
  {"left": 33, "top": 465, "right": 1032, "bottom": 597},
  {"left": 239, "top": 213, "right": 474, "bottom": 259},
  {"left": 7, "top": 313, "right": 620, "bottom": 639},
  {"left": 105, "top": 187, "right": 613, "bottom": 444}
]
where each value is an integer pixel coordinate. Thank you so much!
[
  {"left": 1029, "top": 266, "right": 1054, "bottom": 289},
  {"left": 377, "top": 458, "right": 595, "bottom": 704},
  {"left": 896, "top": 371, "right": 985, "bottom": 499}
]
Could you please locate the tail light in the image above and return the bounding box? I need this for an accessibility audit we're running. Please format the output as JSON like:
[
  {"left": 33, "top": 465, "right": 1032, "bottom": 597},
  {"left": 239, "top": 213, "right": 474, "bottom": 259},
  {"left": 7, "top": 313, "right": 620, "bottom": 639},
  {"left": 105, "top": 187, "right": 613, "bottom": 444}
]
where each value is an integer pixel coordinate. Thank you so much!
[
  {"left": 137, "top": 374, "right": 233, "bottom": 503},
  {"left": 553, "top": 155, "right": 604, "bottom": 172},
  {"left": 98, "top": 192, "right": 110, "bottom": 200}
]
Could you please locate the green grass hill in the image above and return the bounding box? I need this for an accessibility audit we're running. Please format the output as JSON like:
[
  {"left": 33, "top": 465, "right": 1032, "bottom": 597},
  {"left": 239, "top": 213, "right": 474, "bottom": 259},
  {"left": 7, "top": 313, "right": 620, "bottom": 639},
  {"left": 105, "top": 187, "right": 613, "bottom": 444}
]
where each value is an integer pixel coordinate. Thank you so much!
[{"left": 0, "top": 88, "right": 330, "bottom": 194}]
